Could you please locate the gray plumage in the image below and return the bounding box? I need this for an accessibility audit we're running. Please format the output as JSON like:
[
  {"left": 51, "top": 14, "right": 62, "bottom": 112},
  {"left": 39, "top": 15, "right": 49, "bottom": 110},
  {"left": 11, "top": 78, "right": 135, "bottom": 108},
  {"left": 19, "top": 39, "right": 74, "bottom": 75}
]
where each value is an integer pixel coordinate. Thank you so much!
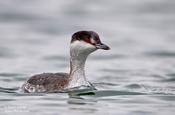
[{"left": 22, "top": 73, "right": 69, "bottom": 93}]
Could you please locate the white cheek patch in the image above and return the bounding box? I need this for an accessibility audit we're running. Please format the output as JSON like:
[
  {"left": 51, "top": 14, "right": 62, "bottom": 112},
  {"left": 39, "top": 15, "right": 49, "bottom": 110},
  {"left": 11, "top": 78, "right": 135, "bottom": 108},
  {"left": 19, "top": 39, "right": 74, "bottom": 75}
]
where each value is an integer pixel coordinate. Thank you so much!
[
  {"left": 71, "top": 41, "right": 95, "bottom": 49},
  {"left": 70, "top": 41, "right": 96, "bottom": 54}
]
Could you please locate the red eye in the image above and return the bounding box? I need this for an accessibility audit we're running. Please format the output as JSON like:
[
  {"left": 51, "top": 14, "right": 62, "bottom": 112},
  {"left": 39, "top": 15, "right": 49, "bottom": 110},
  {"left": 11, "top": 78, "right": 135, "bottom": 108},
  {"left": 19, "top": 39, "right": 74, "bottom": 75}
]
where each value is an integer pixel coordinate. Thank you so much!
[{"left": 84, "top": 38, "right": 91, "bottom": 44}]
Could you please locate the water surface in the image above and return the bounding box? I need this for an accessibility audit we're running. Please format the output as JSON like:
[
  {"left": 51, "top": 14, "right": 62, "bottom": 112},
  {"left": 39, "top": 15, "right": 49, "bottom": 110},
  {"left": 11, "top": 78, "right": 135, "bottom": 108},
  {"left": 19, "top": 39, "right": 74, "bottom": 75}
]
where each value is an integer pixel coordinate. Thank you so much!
[{"left": 0, "top": 0, "right": 175, "bottom": 115}]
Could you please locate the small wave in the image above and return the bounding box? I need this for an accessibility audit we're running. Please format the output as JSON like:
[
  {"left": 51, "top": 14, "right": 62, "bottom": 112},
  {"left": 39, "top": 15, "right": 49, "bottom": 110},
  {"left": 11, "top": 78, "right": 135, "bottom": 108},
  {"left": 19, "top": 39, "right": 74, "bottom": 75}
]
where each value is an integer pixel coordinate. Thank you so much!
[
  {"left": 91, "top": 54, "right": 126, "bottom": 60},
  {"left": 0, "top": 87, "right": 19, "bottom": 93},
  {"left": 141, "top": 85, "right": 175, "bottom": 95},
  {"left": 0, "top": 73, "right": 23, "bottom": 77},
  {"left": 66, "top": 85, "right": 97, "bottom": 97},
  {"left": 144, "top": 51, "right": 175, "bottom": 58},
  {"left": 124, "top": 84, "right": 143, "bottom": 89},
  {"left": 94, "top": 90, "right": 146, "bottom": 97},
  {"left": 163, "top": 78, "right": 175, "bottom": 82},
  {"left": 42, "top": 55, "right": 68, "bottom": 61},
  {"left": 160, "top": 73, "right": 175, "bottom": 82}
]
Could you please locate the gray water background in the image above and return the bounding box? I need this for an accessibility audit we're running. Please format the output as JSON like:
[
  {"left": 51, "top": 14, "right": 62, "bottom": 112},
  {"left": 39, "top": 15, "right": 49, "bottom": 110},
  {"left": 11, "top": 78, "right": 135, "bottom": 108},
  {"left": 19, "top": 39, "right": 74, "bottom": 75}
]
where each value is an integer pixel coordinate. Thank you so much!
[{"left": 0, "top": 0, "right": 175, "bottom": 115}]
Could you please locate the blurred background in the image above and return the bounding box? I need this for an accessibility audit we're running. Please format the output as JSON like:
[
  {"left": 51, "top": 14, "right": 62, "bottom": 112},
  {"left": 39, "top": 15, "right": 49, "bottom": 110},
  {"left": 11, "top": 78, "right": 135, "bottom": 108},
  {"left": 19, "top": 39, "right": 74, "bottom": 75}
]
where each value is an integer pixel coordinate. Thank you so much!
[{"left": 0, "top": 0, "right": 175, "bottom": 115}]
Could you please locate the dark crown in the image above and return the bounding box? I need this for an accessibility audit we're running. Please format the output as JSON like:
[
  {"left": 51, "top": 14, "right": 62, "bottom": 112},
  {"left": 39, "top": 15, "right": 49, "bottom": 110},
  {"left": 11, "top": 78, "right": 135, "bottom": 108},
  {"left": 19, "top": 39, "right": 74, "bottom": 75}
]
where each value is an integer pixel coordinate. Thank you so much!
[{"left": 71, "top": 31, "right": 101, "bottom": 44}]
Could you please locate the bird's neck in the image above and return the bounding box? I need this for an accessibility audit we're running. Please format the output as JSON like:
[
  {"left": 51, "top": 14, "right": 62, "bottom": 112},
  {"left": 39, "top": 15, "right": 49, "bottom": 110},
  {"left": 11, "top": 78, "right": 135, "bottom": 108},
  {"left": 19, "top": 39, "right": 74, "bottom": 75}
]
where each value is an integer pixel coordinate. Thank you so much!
[{"left": 68, "top": 50, "right": 90, "bottom": 88}]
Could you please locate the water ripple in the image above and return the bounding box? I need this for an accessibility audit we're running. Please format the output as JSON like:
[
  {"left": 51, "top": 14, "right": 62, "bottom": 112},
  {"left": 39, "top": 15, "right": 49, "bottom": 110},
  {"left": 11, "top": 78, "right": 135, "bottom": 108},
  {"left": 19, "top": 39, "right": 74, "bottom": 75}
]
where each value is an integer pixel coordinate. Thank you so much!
[
  {"left": 42, "top": 55, "right": 68, "bottom": 61},
  {"left": 0, "top": 87, "right": 18, "bottom": 94},
  {"left": 144, "top": 51, "right": 175, "bottom": 58}
]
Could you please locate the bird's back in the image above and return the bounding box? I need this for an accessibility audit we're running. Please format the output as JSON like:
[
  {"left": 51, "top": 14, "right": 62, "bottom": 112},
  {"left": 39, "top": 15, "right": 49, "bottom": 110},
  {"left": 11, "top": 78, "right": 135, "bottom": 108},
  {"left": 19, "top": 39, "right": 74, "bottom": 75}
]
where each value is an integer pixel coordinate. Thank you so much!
[{"left": 21, "top": 73, "right": 69, "bottom": 93}]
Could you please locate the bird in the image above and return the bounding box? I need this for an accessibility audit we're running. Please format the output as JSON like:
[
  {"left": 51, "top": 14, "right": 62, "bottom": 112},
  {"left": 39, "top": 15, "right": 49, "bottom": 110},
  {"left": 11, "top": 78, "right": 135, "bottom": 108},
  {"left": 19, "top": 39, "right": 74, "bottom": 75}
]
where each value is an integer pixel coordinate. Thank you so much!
[{"left": 21, "top": 30, "right": 110, "bottom": 93}]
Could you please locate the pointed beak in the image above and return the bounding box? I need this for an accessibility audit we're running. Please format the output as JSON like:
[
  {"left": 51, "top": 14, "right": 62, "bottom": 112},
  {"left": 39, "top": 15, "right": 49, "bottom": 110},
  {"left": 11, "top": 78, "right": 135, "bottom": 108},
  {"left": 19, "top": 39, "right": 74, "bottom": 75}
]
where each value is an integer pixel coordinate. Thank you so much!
[{"left": 96, "top": 43, "right": 110, "bottom": 50}]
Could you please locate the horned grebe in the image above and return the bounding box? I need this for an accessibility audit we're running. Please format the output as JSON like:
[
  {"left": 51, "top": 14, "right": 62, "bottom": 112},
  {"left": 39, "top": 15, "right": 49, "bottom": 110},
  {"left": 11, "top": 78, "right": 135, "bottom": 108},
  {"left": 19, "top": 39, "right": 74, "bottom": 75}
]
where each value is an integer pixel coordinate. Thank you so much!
[{"left": 21, "top": 31, "right": 110, "bottom": 93}]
